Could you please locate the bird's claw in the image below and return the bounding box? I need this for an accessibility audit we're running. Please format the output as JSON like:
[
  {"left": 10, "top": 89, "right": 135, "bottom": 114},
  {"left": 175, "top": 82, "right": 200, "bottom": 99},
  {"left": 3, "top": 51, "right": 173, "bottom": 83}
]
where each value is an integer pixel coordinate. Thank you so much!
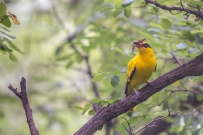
[
  {"left": 146, "top": 81, "right": 154, "bottom": 87},
  {"left": 134, "top": 87, "right": 141, "bottom": 98}
]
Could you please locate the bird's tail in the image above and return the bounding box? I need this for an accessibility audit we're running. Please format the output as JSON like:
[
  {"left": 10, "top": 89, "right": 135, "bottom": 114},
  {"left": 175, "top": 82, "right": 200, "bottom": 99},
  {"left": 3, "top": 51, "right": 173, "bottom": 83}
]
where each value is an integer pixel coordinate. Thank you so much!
[{"left": 125, "top": 85, "right": 139, "bottom": 111}]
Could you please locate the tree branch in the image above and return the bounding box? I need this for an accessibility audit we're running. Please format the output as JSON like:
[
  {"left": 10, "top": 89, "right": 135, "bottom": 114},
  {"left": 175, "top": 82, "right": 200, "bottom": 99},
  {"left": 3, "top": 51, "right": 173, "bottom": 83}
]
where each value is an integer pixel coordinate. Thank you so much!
[
  {"left": 8, "top": 77, "right": 39, "bottom": 135},
  {"left": 74, "top": 53, "right": 203, "bottom": 135},
  {"left": 144, "top": 0, "right": 203, "bottom": 20}
]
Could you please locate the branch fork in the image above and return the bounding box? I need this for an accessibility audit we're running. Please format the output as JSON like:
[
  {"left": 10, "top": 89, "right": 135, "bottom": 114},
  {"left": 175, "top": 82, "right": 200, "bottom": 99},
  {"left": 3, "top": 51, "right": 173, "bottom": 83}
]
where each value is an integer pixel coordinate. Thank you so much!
[{"left": 8, "top": 77, "right": 39, "bottom": 135}]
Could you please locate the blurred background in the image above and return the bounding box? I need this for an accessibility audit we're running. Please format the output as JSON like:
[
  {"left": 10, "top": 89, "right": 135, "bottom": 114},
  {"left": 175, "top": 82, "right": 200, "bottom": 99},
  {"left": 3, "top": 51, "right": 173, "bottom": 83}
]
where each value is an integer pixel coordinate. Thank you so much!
[{"left": 0, "top": 0, "right": 203, "bottom": 135}]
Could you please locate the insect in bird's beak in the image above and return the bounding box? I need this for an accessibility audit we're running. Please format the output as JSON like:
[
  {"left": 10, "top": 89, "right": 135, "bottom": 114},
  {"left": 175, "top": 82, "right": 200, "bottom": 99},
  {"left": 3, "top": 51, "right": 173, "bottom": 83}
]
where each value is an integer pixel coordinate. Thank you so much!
[
  {"left": 132, "top": 42, "right": 140, "bottom": 51},
  {"left": 132, "top": 39, "right": 146, "bottom": 51}
]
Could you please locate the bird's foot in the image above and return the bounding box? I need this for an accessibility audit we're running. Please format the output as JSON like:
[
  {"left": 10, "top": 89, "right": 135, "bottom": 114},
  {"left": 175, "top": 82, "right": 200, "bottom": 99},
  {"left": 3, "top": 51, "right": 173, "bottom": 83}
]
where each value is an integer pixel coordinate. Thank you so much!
[
  {"left": 146, "top": 81, "right": 154, "bottom": 87},
  {"left": 134, "top": 87, "right": 141, "bottom": 98}
]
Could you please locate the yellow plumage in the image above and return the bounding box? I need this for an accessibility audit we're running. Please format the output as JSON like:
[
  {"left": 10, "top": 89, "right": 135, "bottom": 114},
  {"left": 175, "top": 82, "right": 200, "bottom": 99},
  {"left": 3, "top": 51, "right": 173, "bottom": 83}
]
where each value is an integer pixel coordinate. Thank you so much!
[{"left": 125, "top": 40, "right": 156, "bottom": 111}]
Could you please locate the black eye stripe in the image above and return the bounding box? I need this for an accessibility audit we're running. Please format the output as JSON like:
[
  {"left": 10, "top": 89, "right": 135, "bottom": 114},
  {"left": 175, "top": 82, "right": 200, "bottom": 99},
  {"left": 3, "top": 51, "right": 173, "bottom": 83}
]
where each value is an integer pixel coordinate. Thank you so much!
[{"left": 143, "top": 43, "right": 151, "bottom": 48}]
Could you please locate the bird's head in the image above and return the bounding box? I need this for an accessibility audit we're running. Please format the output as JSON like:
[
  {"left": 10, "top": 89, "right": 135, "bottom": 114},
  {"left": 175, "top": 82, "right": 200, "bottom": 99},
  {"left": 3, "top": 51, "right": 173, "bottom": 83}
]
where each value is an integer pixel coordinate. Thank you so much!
[{"left": 132, "top": 39, "right": 151, "bottom": 52}]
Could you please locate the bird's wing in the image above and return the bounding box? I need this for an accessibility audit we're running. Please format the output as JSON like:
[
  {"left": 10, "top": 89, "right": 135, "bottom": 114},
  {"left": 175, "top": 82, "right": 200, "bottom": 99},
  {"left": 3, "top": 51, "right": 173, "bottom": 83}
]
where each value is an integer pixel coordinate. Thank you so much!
[
  {"left": 124, "top": 66, "right": 136, "bottom": 96},
  {"left": 154, "top": 63, "right": 157, "bottom": 72}
]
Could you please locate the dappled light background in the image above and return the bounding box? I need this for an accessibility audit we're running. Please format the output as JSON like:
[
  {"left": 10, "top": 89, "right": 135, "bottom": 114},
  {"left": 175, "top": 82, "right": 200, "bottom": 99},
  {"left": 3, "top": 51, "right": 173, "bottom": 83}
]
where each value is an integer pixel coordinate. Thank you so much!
[{"left": 0, "top": 0, "right": 203, "bottom": 135}]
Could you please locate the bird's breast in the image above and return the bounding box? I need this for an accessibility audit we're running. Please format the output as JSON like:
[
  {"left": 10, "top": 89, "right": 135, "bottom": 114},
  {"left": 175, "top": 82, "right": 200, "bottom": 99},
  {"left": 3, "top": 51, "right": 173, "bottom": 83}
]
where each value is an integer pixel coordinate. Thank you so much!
[{"left": 130, "top": 56, "right": 156, "bottom": 87}]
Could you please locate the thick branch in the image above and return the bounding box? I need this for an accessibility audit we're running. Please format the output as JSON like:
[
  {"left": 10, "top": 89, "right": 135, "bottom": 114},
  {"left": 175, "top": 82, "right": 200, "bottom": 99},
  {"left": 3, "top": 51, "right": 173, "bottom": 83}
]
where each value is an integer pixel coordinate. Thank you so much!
[
  {"left": 8, "top": 77, "right": 39, "bottom": 135},
  {"left": 74, "top": 53, "right": 203, "bottom": 135},
  {"left": 144, "top": 0, "right": 203, "bottom": 20}
]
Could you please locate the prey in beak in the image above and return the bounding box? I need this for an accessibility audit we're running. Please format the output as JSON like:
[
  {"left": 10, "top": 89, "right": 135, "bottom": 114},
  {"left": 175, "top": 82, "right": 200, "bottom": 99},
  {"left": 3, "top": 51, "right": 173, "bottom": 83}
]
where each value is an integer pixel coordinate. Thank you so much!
[{"left": 132, "top": 39, "right": 146, "bottom": 51}]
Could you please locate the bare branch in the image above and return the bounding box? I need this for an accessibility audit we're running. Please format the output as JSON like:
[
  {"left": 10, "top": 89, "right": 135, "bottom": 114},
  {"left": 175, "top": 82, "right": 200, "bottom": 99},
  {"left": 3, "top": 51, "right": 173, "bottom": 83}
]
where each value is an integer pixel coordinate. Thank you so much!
[
  {"left": 93, "top": 103, "right": 101, "bottom": 113},
  {"left": 8, "top": 77, "right": 39, "bottom": 135},
  {"left": 8, "top": 85, "right": 21, "bottom": 98},
  {"left": 144, "top": 0, "right": 203, "bottom": 20}
]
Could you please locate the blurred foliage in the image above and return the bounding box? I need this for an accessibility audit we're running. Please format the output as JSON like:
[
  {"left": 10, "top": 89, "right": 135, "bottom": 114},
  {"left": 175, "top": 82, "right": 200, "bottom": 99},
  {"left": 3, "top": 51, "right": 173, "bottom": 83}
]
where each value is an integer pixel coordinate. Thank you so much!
[
  {"left": 0, "top": 0, "right": 203, "bottom": 135},
  {"left": 0, "top": 1, "right": 21, "bottom": 61}
]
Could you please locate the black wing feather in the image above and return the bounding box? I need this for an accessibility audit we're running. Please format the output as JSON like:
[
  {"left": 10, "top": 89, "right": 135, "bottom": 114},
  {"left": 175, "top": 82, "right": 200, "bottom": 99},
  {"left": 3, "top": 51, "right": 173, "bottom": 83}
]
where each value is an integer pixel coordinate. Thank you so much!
[{"left": 124, "top": 67, "right": 136, "bottom": 96}]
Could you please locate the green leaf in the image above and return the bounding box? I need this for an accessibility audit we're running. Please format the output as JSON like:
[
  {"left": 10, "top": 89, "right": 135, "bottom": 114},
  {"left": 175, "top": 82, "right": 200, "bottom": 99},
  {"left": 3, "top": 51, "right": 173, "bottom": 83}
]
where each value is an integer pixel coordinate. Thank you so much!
[
  {"left": 0, "top": 43, "right": 12, "bottom": 52},
  {"left": 74, "top": 106, "right": 83, "bottom": 110},
  {"left": 88, "top": 110, "right": 96, "bottom": 116},
  {"left": 91, "top": 73, "right": 106, "bottom": 82},
  {"left": 90, "top": 98, "right": 101, "bottom": 103},
  {"left": 124, "top": 7, "right": 131, "bottom": 18},
  {"left": 9, "top": 52, "right": 18, "bottom": 62},
  {"left": 151, "top": 7, "right": 159, "bottom": 13},
  {"left": 121, "top": 0, "right": 135, "bottom": 7},
  {"left": 114, "top": 0, "right": 122, "bottom": 7},
  {"left": 161, "top": 17, "right": 171, "bottom": 31},
  {"left": 176, "top": 43, "right": 187, "bottom": 49},
  {"left": 190, "top": 30, "right": 203, "bottom": 34},
  {"left": 65, "top": 61, "right": 73, "bottom": 69},
  {"left": 149, "top": 22, "right": 162, "bottom": 28},
  {"left": 55, "top": 45, "right": 64, "bottom": 56},
  {"left": 197, "top": 94, "right": 203, "bottom": 101},
  {"left": 5, "top": 39, "right": 24, "bottom": 54},
  {"left": 1, "top": 15, "right": 11, "bottom": 28},
  {"left": 0, "top": 31, "right": 16, "bottom": 39},
  {"left": 0, "top": 2, "right": 6, "bottom": 19},
  {"left": 76, "top": 55, "right": 83, "bottom": 63},
  {"left": 110, "top": 75, "right": 119, "bottom": 88},
  {"left": 82, "top": 107, "right": 88, "bottom": 115},
  {"left": 113, "top": 9, "right": 122, "bottom": 18},
  {"left": 56, "top": 54, "right": 74, "bottom": 61}
]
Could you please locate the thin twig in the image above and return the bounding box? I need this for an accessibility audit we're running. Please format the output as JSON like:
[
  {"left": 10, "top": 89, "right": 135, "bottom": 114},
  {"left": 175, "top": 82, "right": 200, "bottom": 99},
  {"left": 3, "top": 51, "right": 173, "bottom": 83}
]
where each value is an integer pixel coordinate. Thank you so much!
[
  {"left": 8, "top": 77, "right": 39, "bottom": 135},
  {"left": 8, "top": 85, "right": 21, "bottom": 98},
  {"left": 170, "top": 52, "right": 182, "bottom": 66},
  {"left": 159, "top": 91, "right": 174, "bottom": 106},
  {"left": 183, "top": 0, "right": 196, "bottom": 8},
  {"left": 123, "top": 118, "right": 133, "bottom": 135}
]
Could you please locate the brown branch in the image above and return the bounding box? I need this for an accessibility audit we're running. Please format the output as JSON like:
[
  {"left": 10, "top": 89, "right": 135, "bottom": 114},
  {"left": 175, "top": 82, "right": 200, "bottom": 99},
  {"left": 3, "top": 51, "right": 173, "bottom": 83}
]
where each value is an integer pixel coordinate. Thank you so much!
[
  {"left": 144, "top": 0, "right": 203, "bottom": 20},
  {"left": 93, "top": 103, "right": 101, "bottom": 113},
  {"left": 8, "top": 77, "right": 39, "bottom": 135},
  {"left": 8, "top": 85, "right": 21, "bottom": 98},
  {"left": 74, "top": 52, "right": 203, "bottom": 135}
]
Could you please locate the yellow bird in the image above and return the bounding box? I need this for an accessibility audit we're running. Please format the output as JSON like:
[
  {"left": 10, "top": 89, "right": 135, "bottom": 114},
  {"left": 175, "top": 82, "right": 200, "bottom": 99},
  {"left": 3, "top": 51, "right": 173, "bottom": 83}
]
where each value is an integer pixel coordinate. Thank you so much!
[{"left": 125, "top": 39, "right": 156, "bottom": 110}]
